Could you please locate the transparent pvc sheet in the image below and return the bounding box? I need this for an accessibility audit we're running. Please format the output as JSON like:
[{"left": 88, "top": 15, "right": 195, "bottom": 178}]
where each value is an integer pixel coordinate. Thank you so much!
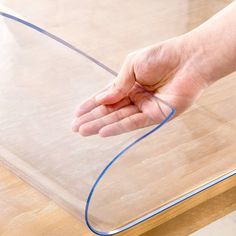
[{"left": 0, "top": 12, "right": 236, "bottom": 236}]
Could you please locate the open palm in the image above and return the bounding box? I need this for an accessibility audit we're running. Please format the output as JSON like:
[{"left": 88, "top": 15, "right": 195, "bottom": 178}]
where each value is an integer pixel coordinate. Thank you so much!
[{"left": 72, "top": 37, "right": 207, "bottom": 137}]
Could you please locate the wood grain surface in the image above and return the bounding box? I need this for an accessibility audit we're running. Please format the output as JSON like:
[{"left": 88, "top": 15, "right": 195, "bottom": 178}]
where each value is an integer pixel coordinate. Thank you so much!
[{"left": 0, "top": 1, "right": 235, "bottom": 235}]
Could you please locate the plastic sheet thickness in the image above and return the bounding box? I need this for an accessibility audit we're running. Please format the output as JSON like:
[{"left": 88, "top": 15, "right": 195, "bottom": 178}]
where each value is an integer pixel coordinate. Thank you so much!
[{"left": 0, "top": 12, "right": 236, "bottom": 235}]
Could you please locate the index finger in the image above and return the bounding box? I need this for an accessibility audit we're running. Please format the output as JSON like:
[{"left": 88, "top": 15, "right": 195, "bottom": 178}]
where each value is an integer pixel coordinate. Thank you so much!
[{"left": 75, "top": 85, "right": 111, "bottom": 116}]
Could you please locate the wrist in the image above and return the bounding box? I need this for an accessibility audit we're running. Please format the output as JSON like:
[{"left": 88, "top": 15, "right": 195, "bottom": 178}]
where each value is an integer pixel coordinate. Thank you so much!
[
  {"left": 175, "top": 33, "right": 212, "bottom": 89},
  {"left": 180, "top": 2, "right": 236, "bottom": 86}
]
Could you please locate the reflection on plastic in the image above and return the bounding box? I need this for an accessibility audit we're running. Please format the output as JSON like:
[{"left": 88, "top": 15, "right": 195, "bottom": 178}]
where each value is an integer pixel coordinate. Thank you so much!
[{"left": 0, "top": 12, "right": 235, "bottom": 236}]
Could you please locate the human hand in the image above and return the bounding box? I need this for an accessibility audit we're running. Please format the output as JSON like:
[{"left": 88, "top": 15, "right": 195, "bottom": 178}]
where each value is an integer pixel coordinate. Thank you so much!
[
  {"left": 72, "top": 36, "right": 208, "bottom": 137},
  {"left": 72, "top": 2, "right": 236, "bottom": 137}
]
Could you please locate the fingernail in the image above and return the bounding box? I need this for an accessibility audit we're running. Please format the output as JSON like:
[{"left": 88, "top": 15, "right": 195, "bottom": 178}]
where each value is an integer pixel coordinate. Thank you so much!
[
  {"left": 76, "top": 107, "right": 85, "bottom": 116},
  {"left": 71, "top": 119, "right": 79, "bottom": 132},
  {"left": 95, "top": 92, "right": 107, "bottom": 101}
]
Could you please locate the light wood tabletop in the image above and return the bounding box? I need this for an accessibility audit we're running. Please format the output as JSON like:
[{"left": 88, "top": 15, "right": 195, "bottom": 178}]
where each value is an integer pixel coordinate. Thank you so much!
[{"left": 0, "top": 1, "right": 236, "bottom": 235}]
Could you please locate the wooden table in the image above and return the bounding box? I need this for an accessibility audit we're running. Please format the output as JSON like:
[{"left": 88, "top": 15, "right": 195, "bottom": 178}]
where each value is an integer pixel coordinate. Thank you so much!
[{"left": 0, "top": 1, "right": 236, "bottom": 235}]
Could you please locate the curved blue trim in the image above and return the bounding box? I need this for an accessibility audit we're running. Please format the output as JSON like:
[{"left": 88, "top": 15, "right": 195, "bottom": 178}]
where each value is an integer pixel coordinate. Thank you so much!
[
  {"left": 85, "top": 107, "right": 176, "bottom": 235},
  {"left": 0, "top": 12, "right": 117, "bottom": 76},
  {"left": 1, "top": 11, "right": 235, "bottom": 236}
]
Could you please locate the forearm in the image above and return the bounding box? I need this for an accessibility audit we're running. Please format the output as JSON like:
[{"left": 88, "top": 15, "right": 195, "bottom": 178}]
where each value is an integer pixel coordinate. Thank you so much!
[{"left": 183, "top": 1, "right": 236, "bottom": 85}]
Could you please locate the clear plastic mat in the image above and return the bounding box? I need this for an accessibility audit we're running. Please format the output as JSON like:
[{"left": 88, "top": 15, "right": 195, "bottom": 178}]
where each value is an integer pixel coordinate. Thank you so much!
[{"left": 0, "top": 12, "right": 235, "bottom": 235}]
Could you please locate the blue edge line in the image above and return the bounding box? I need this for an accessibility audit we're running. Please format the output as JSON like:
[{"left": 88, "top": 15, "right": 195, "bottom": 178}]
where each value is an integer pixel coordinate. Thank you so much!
[{"left": 1, "top": 11, "right": 235, "bottom": 236}]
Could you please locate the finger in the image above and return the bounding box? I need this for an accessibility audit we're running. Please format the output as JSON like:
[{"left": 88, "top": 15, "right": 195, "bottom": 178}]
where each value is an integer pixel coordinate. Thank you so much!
[
  {"left": 96, "top": 55, "right": 136, "bottom": 105},
  {"left": 75, "top": 86, "right": 110, "bottom": 116},
  {"left": 79, "top": 105, "right": 139, "bottom": 136},
  {"left": 99, "top": 113, "right": 156, "bottom": 137},
  {"left": 129, "top": 84, "right": 169, "bottom": 122},
  {"left": 72, "top": 97, "right": 131, "bottom": 132},
  {"left": 75, "top": 97, "right": 99, "bottom": 117}
]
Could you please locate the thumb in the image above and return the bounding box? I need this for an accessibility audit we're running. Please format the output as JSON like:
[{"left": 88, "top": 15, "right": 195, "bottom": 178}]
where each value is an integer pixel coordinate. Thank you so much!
[{"left": 96, "top": 55, "right": 136, "bottom": 104}]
